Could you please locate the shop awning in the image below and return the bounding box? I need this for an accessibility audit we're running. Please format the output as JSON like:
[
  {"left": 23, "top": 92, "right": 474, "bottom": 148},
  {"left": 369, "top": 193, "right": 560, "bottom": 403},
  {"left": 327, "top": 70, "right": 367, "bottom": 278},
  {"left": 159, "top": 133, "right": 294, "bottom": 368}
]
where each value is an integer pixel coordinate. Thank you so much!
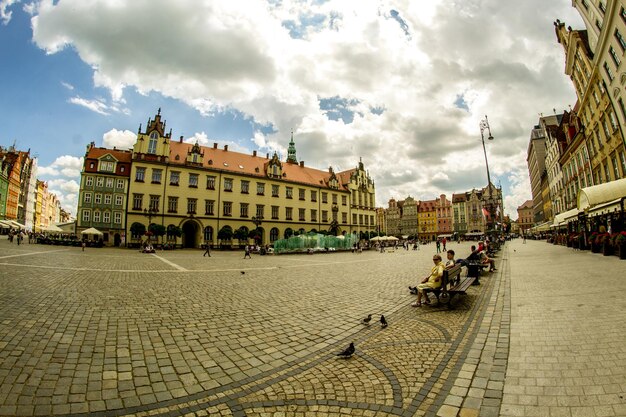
[
  {"left": 552, "top": 208, "right": 580, "bottom": 227},
  {"left": 533, "top": 221, "right": 552, "bottom": 232},
  {"left": 578, "top": 178, "right": 626, "bottom": 211},
  {"left": 587, "top": 198, "right": 623, "bottom": 217}
]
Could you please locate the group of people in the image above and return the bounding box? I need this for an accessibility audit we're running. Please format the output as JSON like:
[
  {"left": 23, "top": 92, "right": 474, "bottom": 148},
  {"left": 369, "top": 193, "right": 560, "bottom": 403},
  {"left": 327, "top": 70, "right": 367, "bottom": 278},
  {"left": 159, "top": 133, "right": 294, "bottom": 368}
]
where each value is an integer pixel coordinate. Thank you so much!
[{"left": 409, "top": 241, "right": 498, "bottom": 307}]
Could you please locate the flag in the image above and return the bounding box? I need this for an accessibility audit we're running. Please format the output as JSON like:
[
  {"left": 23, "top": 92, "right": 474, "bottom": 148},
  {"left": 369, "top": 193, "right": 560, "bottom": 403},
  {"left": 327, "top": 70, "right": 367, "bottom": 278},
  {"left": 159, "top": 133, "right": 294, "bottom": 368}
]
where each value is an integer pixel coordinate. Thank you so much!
[{"left": 482, "top": 207, "right": 489, "bottom": 219}]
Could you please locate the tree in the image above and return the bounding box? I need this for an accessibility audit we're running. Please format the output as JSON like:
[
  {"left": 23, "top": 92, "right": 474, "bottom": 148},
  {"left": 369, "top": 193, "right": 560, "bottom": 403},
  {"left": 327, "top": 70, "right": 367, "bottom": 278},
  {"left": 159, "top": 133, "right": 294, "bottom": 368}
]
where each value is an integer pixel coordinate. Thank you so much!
[
  {"left": 234, "top": 226, "right": 249, "bottom": 244},
  {"left": 218, "top": 225, "right": 233, "bottom": 241},
  {"left": 130, "top": 223, "right": 146, "bottom": 240},
  {"left": 149, "top": 224, "right": 167, "bottom": 243}
]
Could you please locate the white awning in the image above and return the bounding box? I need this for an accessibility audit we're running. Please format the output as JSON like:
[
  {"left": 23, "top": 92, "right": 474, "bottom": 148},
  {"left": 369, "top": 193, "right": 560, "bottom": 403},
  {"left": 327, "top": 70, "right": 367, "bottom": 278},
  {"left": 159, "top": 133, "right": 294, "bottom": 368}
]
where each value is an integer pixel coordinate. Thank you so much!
[
  {"left": 552, "top": 208, "right": 580, "bottom": 227},
  {"left": 6, "top": 220, "right": 25, "bottom": 229},
  {"left": 0, "top": 220, "right": 11, "bottom": 228},
  {"left": 81, "top": 227, "right": 103, "bottom": 235},
  {"left": 533, "top": 221, "right": 552, "bottom": 232},
  {"left": 578, "top": 178, "right": 626, "bottom": 211},
  {"left": 587, "top": 198, "right": 623, "bottom": 217},
  {"left": 44, "top": 224, "right": 64, "bottom": 232}
]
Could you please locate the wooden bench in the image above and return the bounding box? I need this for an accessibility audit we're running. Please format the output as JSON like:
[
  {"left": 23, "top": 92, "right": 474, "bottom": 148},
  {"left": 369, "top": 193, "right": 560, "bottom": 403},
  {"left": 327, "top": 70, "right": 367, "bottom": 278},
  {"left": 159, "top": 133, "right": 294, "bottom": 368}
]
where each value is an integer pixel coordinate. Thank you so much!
[{"left": 423, "top": 264, "right": 476, "bottom": 309}]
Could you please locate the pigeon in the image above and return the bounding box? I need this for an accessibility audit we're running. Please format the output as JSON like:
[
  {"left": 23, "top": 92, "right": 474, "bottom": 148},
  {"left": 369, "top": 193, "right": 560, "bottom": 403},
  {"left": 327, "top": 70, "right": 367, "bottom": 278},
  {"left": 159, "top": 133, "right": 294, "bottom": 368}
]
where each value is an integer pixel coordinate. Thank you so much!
[
  {"left": 380, "top": 315, "right": 388, "bottom": 328},
  {"left": 241, "top": 271, "right": 245, "bottom": 275},
  {"left": 336, "top": 342, "right": 355, "bottom": 358},
  {"left": 362, "top": 314, "right": 372, "bottom": 325}
]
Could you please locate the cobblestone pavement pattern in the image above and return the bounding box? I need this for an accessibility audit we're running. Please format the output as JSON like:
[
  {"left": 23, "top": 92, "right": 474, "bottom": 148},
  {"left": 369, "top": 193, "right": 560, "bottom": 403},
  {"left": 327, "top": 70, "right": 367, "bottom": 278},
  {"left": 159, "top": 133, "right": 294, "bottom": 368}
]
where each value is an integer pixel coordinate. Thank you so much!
[{"left": 2, "top": 239, "right": 623, "bottom": 416}]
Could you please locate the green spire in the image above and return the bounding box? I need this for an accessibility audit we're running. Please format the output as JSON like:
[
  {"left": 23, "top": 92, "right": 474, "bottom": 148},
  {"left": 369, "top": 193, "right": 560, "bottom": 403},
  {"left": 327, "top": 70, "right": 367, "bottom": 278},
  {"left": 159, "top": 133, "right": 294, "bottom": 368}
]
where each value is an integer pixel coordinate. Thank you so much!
[{"left": 287, "top": 130, "right": 298, "bottom": 164}]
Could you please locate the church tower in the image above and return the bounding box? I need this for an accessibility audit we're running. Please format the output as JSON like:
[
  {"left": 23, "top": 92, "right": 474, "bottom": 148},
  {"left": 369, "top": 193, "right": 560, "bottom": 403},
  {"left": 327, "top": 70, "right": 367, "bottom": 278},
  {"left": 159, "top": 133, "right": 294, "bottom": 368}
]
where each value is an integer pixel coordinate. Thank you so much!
[{"left": 286, "top": 131, "right": 298, "bottom": 164}]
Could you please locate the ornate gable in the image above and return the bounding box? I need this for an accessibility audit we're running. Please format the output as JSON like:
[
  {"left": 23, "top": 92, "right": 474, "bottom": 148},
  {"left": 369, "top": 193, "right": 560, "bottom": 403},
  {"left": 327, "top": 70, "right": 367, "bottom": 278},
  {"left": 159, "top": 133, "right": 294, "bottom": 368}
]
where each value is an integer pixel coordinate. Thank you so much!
[
  {"left": 186, "top": 142, "right": 204, "bottom": 166},
  {"left": 265, "top": 152, "right": 283, "bottom": 178}
]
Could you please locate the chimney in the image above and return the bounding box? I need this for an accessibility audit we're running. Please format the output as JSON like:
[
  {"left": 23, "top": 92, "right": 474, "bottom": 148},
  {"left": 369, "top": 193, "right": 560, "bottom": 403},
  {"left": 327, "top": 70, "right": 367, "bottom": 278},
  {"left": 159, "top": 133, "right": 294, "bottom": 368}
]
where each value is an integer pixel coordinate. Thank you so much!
[
  {"left": 299, "top": 161, "right": 304, "bottom": 167},
  {"left": 329, "top": 167, "right": 333, "bottom": 173},
  {"left": 213, "top": 143, "right": 218, "bottom": 149},
  {"left": 179, "top": 136, "right": 183, "bottom": 143},
  {"left": 224, "top": 145, "right": 228, "bottom": 151},
  {"left": 253, "top": 150, "right": 257, "bottom": 157},
  {"left": 266, "top": 153, "right": 269, "bottom": 159}
]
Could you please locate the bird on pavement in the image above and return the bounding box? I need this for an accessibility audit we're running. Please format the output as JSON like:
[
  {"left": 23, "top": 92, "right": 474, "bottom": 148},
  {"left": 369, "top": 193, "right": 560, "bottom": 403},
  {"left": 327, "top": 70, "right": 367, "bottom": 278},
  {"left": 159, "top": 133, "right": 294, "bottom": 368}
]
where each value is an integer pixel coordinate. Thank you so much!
[
  {"left": 362, "top": 314, "right": 372, "bottom": 325},
  {"left": 336, "top": 342, "right": 355, "bottom": 358},
  {"left": 380, "top": 315, "right": 388, "bottom": 328},
  {"left": 241, "top": 271, "right": 245, "bottom": 275}
]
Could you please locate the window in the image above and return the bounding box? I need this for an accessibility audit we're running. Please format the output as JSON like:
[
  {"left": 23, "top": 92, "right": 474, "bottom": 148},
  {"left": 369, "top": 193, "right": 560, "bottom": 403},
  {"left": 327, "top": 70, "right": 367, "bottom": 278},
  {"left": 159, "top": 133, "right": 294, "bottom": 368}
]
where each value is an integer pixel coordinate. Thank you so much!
[
  {"left": 603, "top": 61, "right": 614, "bottom": 81},
  {"left": 104, "top": 194, "right": 111, "bottom": 205},
  {"left": 619, "top": 98, "right": 626, "bottom": 120},
  {"left": 224, "top": 178, "right": 233, "bottom": 191},
  {"left": 84, "top": 193, "right": 92, "bottom": 203},
  {"left": 311, "top": 209, "right": 317, "bottom": 222},
  {"left": 299, "top": 188, "right": 305, "bottom": 200},
  {"left": 170, "top": 171, "right": 180, "bottom": 186},
  {"left": 206, "top": 175, "right": 215, "bottom": 190},
  {"left": 149, "top": 195, "right": 160, "bottom": 211},
  {"left": 359, "top": 214, "right": 363, "bottom": 225},
  {"left": 116, "top": 179, "right": 124, "bottom": 189},
  {"left": 148, "top": 169, "right": 160, "bottom": 184},
  {"left": 115, "top": 195, "right": 123, "bottom": 206},
  {"left": 148, "top": 132, "right": 158, "bottom": 154},
  {"left": 286, "top": 187, "right": 293, "bottom": 199},
  {"left": 299, "top": 208, "right": 305, "bottom": 221},
  {"left": 100, "top": 161, "right": 114, "bottom": 172},
  {"left": 168, "top": 197, "right": 178, "bottom": 213},
  {"left": 286, "top": 207, "right": 293, "bottom": 220},
  {"left": 223, "top": 201, "right": 232, "bottom": 216},
  {"left": 82, "top": 210, "right": 90, "bottom": 223},
  {"left": 240, "top": 203, "right": 249, "bottom": 218},
  {"left": 272, "top": 205, "right": 279, "bottom": 219},
  {"left": 620, "top": 151, "right": 626, "bottom": 175},
  {"left": 96, "top": 177, "right": 104, "bottom": 187},
  {"left": 609, "top": 110, "right": 618, "bottom": 131},
  {"left": 612, "top": 154, "right": 620, "bottom": 179},
  {"left": 95, "top": 194, "right": 102, "bottom": 204},
  {"left": 133, "top": 194, "right": 143, "bottom": 210},
  {"left": 272, "top": 184, "right": 279, "bottom": 197},
  {"left": 106, "top": 178, "right": 113, "bottom": 188},
  {"left": 582, "top": 0, "right": 589, "bottom": 9},
  {"left": 593, "top": 89, "right": 600, "bottom": 105},
  {"left": 103, "top": 212, "right": 110, "bottom": 224},
  {"left": 322, "top": 210, "right": 328, "bottom": 222},
  {"left": 322, "top": 192, "right": 328, "bottom": 203},
  {"left": 342, "top": 195, "right": 347, "bottom": 206},
  {"left": 342, "top": 212, "right": 347, "bottom": 223},
  {"left": 599, "top": 1, "right": 606, "bottom": 13},
  {"left": 241, "top": 180, "right": 249, "bottom": 194},
  {"left": 205, "top": 200, "right": 214, "bottom": 215},
  {"left": 114, "top": 212, "right": 121, "bottom": 224},
  {"left": 188, "top": 198, "right": 198, "bottom": 214},
  {"left": 256, "top": 204, "right": 264, "bottom": 218},
  {"left": 189, "top": 173, "right": 198, "bottom": 188},
  {"left": 604, "top": 160, "right": 611, "bottom": 181},
  {"left": 93, "top": 211, "right": 100, "bottom": 223},
  {"left": 353, "top": 213, "right": 357, "bottom": 224},
  {"left": 610, "top": 46, "right": 621, "bottom": 67},
  {"left": 257, "top": 182, "right": 265, "bottom": 195},
  {"left": 85, "top": 176, "right": 93, "bottom": 187},
  {"left": 596, "top": 19, "right": 602, "bottom": 31},
  {"left": 622, "top": 6, "right": 626, "bottom": 24},
  {"left": 135, "top": 167, "right": 145, "bottom": 182},
  {"left": 332, "top": 194, "right": 337, "bottom": 204},
  {"left": 311, "top": 190, "right": 317, "bottom": 201},
  {"left": 603, "top": 118, "right": 611, "bottom": 140},
  {"left": 615, "top": 28, "right": 626, "bottom": 51}
]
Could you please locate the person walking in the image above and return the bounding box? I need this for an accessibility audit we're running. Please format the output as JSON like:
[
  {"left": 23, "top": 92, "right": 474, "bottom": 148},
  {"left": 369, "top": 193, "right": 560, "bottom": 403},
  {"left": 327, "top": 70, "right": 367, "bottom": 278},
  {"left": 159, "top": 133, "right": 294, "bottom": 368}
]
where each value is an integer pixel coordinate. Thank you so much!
[
  {"left": 435, "top": 239, "right": 441, "bottom": 253},
  {"left": 243, "top": 245, "right": 252, "bottom": 259},
  {"left": 203, "top": 243, "right": 211, "bottom": 257},
  {"left": 442, "top": 237, "right": 447, "bottom": 251}
]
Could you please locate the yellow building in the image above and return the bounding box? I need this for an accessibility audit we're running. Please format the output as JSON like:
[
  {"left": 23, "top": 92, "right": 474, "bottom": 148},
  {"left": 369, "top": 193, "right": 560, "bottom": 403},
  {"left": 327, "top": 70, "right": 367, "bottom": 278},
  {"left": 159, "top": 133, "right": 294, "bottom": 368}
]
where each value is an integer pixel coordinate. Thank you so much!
[
  {"left": 125, "top": 110, "right": 376, "bottom": 248},
  {"left": 418, "top": 199, "right": 437, "bottom": 241}
]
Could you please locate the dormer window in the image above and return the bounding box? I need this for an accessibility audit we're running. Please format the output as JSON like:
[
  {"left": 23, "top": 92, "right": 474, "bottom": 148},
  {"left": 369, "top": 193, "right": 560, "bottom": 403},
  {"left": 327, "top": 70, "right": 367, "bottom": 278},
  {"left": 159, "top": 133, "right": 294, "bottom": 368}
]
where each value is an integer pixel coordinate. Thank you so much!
[{"left": 148, "top": 132, "right": 158, "bottom": 154}]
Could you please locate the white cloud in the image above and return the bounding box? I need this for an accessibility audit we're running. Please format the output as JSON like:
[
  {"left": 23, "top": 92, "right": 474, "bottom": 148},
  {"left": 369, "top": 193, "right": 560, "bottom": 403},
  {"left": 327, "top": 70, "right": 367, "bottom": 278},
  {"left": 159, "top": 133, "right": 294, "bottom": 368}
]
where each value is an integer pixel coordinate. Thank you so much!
[
  {"left": 31, "top": 0, "right": 584, "bottom": 216},
  {"left": 60, "top": 81, "right": 74, "bottom": 90},
  {"left": 102, "top": 128, "right": 135, "bottom": 149},
  {"left": 37, "top": 155, "right": 84, "bottom": 216},
  {"left": 0, "top": 0, "right": 19, "bottom": 25}
]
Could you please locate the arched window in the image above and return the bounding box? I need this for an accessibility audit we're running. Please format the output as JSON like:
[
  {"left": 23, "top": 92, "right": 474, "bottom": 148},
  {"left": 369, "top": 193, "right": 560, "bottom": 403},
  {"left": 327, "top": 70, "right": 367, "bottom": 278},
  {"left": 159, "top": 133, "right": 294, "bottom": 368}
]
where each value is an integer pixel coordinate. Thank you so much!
[
  {"left": 270, "top": 227, "right": 279, "bottom": 242},
  {"left": 204, "top": 226, "right": 213, "bottom": 242},
  {"left": 284, "top": 228, "right": 293, "bottom": 239},
  {"left": 148, "top": 132, "right": 158, "bottom": 154}
]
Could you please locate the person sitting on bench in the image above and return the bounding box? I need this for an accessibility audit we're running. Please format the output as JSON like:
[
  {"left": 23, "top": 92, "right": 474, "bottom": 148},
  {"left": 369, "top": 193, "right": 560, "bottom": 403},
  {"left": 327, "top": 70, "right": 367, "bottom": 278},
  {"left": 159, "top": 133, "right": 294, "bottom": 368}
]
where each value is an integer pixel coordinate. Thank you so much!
[{"left": 412, "top": 254, "right": 444, "bottom": 307}]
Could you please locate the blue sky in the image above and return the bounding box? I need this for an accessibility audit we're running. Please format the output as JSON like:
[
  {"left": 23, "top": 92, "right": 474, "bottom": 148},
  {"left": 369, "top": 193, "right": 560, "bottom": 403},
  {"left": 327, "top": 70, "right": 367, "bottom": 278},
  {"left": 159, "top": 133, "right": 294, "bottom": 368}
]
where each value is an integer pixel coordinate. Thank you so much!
[{"left": 0, "top": 1, "right": 584, "bottom": 217}]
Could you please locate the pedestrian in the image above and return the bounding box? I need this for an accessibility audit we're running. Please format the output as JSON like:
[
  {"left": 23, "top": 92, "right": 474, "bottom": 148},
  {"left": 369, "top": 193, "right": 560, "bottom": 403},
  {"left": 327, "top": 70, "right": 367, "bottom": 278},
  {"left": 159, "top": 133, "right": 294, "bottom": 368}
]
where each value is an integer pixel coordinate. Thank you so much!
[
  {"left": 442, "top": 237, "right": 447, "bottom": 251},
  {"left": 82, "top": 240, "right": 86, "bottom": 252},
  {"left": 203, "top": 243, "right": 211, "bottom": 257},
  {"left": 244, "top": 245, "right": 251, "bottom": 259},
  {"left": 435, "top": 239, "right": 441, "bottom": 253}
]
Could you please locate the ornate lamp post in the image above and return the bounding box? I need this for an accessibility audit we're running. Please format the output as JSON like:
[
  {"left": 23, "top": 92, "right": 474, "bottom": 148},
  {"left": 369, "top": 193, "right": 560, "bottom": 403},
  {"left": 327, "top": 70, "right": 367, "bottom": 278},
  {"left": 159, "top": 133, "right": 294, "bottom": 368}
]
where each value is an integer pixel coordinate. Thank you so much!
[
  {"left": 143, "top": 207, "right": 158, "bottom": 242},
  {"left": 479, "top": 115, "right": 497, "bottom": 234},
  {"left": 251, "top": 216, "right": 263, "bottom": 244}
]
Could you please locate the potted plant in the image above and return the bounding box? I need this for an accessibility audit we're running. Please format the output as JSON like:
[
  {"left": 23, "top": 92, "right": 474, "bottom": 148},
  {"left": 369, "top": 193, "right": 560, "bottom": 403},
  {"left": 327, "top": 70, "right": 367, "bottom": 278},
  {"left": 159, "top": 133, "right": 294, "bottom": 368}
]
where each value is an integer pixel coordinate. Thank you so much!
[
  {"left": 590, "top": 232, "right": 600, "bottom": 253},
  {"left": 599, "top": 233, "right": 613, "bottom": 256},
  {"left": 616, "top": 232, "right": 626, "bottom": 260},
  {"left": 571, "top": 233, "right": 580, "bottom": 249}
]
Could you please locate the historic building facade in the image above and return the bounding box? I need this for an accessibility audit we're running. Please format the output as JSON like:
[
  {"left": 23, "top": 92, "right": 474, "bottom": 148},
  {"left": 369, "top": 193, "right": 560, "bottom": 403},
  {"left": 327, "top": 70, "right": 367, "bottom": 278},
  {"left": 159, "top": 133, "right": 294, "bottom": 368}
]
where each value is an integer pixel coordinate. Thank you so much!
[
  {"left": 76, "top": 143, "right": 132, "bottom": 245},
  {"left": 124, "top": 110, "right": 376, "bottom": 248},
  {"left": 517, "top": 200, "right": 534, "bottom": 234},
  {"left": 435, "top": 194, "right": 452, "bottom": 235},
  {"left": 418, "top": 199, "right": 437, "bottom": 241}
]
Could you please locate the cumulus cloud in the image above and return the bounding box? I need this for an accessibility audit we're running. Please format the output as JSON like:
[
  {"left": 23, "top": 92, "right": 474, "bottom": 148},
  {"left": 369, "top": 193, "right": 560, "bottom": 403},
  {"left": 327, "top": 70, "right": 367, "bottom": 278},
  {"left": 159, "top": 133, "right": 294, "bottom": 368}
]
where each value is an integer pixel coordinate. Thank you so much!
[
  {"left": 0, "top": 0, "right": 19, "bottom": 25},
  {"left": 31, "top": 0, "right": 583, "bottom": 216},
  {"left": 37, "top": 155, "right": 84, "bottom": 216},
  {"left": 102, "top": 128, "right": 135, "bottom": 149}
]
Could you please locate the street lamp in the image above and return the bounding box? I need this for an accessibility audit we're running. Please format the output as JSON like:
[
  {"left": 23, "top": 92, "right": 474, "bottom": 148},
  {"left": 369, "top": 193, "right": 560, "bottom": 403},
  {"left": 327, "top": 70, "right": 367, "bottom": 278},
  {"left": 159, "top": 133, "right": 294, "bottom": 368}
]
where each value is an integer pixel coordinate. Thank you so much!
[
  {"left": 143, "top": 207, "right": 159, "bottom": 243},
  {"left": 251, "top": 215, "right": 263, "bottom": 244},
  {"left": 479, "top": 115, "right": 497, "bottom": 234}
]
